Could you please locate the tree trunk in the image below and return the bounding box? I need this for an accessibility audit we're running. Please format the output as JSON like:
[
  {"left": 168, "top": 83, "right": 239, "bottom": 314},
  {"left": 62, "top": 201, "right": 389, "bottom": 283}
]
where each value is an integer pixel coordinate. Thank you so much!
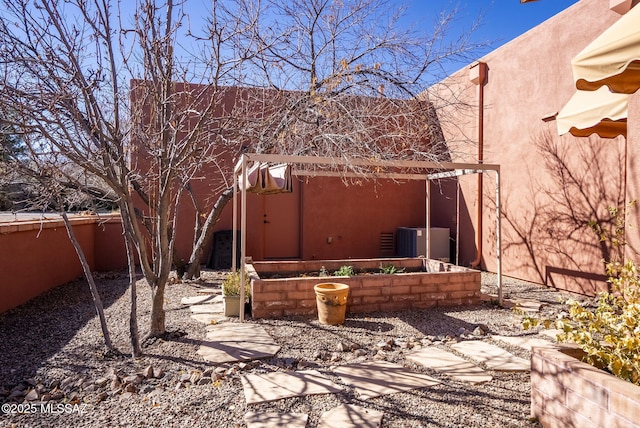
[
  {"left": 125, "top": 233, "right": 142, "bottom": 357},
  {"left": 60, "top": 212, "right": 115, "bottom": 352},
  {"left": 184, "top": 186, "right": 234, "bottom": 279},
  {"left": 147, "top": 282, "right": 167, "bottom": 339}
]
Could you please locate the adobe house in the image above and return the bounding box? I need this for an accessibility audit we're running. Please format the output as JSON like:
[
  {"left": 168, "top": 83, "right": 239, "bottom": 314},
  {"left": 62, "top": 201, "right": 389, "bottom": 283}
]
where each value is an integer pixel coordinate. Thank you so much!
[{"left": 430, "top": 0, "right": 640, "bottom": 295}]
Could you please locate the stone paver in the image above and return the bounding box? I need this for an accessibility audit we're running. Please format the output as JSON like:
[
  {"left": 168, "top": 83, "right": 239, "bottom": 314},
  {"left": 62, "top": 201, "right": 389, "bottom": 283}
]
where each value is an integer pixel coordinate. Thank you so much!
[
  {"left": 332, "top": 360, "right": 440, "bottom": 400},
  {"left": 241, "top": 370, "right": 342, "bottom": 404},
  {"left": 190, "top": 313, "right": 226, "bottom": 324},
  {"left": 407, "top": 347, "right": 492, "bottom": 384},
  {"left": 181, "top": 294, "right": 222, "bottom": 305},
  {"left": 492, "top": 335, "right": 553, "bottom": 351},
  {"left": 451, "top": 341, "right": 530, "bottom": 372},
  {"left": 197, "top": 323, "right": 280, "bottom": 363},
  {"left": 190, "top": 302, "right": 224, "bottom": 314},
  {"left": 317, "top": 404, "right": 384, "bottom": 428},
  {"left": 244, "top": 411, "right": 308, "bottom": 428}
]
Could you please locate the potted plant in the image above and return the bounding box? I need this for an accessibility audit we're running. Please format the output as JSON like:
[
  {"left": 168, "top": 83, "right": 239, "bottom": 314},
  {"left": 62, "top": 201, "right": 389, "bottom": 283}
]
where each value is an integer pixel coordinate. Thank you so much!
[{"left": 222, "top": 271, "right": 251, "bottom": 317}]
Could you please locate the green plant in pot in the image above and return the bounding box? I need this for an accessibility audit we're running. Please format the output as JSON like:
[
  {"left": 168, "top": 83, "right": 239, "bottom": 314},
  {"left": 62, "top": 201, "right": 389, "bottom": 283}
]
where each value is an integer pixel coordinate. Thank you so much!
[{"left": 222, "top": 271, "right": 251, "bottom": 317}]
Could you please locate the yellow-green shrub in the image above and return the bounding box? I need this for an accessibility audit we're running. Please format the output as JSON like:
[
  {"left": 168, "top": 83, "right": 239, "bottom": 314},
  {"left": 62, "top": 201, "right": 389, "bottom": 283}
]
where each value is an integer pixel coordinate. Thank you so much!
[{"left": 524, "top": 259, "right": 640, "bottom": 385}]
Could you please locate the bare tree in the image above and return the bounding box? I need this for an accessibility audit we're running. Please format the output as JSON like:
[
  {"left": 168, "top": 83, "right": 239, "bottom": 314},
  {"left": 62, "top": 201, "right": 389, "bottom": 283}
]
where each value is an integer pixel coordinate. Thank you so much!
[
  {"left": 0, "top": 0, "right": 486, "bottom": 345},
  {"left": 0, "top": 0, "right": 257, "bottom": 344},
  {"left": 181, "top": 0, "right": 487, "bottom": 279}
]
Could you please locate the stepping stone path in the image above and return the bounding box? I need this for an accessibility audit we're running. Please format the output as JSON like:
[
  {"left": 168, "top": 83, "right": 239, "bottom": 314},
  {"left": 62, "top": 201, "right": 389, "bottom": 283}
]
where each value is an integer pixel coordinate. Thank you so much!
[
  {"left": 318, "top": 404, "right": 384, "bottom": 428},
  {"left": 198, "top": 323, "right": 280, "bottom": 364},
  {"left": 241, "top": 370, "right": 342, "bottom": 404},
  {"left": 332, "top": 360, "right": 440, "bottom": 400},
  {"left": 407, "top": 347, "right": 492, "bottom": 384},
  {"left": 492, "top": 335, "right": 553, "bottom": 351},
  {"left": 244, "top": 411, "right": 308, "bottom": 428},
  {"left": 451, "top": 341, "right": 530, "bottom": 371}
]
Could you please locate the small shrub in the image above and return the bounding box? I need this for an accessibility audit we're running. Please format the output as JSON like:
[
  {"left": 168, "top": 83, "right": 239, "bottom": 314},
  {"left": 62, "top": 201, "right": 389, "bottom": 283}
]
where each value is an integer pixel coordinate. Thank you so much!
[
  {"left": 523, "top": 259, "right": 640, "bottom": 385},
  {"left": 222, "top": 271, "right": 251, "bottom": 301},
  {"left": 379, "top": 263, "right": 405, "bottom": 274},
  {"left": 333, "top": 265, "right": 355, "bottom": 276}
]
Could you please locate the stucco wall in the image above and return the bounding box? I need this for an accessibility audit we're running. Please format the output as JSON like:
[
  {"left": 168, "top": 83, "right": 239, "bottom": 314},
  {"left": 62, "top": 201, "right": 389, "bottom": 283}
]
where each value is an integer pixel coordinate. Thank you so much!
[
  {"left": 432, "top": 0, "right": 626, "bottom": 294},
  {"left": 0, "top": 214, "right": 126, "bottom": 313}
]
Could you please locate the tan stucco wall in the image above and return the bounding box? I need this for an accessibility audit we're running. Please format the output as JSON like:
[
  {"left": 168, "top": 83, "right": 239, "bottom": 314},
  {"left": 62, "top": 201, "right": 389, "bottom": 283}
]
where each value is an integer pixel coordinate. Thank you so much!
[
  {"left": 0, "top": 215, "right": 126, "bottom": 313},
  {"left": 432, "top": 0, "right": 627, "bottom": 294}
]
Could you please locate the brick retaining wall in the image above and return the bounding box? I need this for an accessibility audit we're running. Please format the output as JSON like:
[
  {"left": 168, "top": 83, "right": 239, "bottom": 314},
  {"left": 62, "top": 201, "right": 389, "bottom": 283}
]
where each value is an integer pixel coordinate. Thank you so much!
[
  {"left": 248, "top": 258, "right": 481, "bottom": 319},
  {"left": 531, "top": 345, "right": 640, "bottom": 428}
]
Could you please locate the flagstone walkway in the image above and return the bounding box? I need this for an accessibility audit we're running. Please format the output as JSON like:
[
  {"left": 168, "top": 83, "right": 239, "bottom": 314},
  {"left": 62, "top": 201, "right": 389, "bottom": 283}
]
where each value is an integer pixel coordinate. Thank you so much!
[{"left": 181, "top": 290, "right": 556, "bottom": 427}]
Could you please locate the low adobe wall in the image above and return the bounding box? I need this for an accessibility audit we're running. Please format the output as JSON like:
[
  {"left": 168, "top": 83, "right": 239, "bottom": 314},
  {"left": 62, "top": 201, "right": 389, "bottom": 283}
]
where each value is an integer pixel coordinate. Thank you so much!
[
  {"left": 248, "top": 258, "right": 481, "bottom": 319},
  {"left": 531, "top": 345, "right": 640, "bottom": 428},
  {"left": 0, "top": 214, "right": 127, "bottom": 313}
]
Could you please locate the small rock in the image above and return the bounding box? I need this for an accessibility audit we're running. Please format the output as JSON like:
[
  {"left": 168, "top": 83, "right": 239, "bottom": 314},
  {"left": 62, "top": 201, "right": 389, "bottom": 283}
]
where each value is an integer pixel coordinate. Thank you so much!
[
  {"left": 189, "top": 371, "right": 202, "bottom": 384},
  {"left": 153, "top": 367, "right": 164, "bottom": 379},
  {"left": 41, "top": 393, "right": 52, "bottom": 402},
  {"left": 82, "top": 380, "right": 94, "bottom": 390},
  {"left": 123, "top": 383, "right": 137, "bottom": 393},
  {"left": 197, "top": 377, "right": 211, "bottom": 386},
  {"left": 105, "top": 368, "right": 119, "bottom": 381},
  {"left": 12, "top": 384, "right": 26, "bottom": 392},
  {"left": 202, "top": 368, "right": 214, "bottom": 377},
  {"left": 330, "top": 352, "right": 341, "bottom": 362},
  {"left": 7, "top": 389, "right": 24, "bottom": 400},
  {"left": 214, "top": 367, "right": 227, "bottom": 376},
  {"left": 180, "top": 373, "right": 192, "bottom": 383},
  {"left": 110, "top": 379, "right": 121, "bottom": 391},
  {"left": 50, "top": 390, "right": 64, "bottom": 400},
  {"left": 143, "top": 365, "right": 154, "bottom": 379},
  {"left": 95, "top": 392, "right": 108, "bottom": 403},
  {"left": 175, "top": 382, "right": 184, "bottom": 391},
  {"left": 472, "top": 326, "right": 486, "bottom": 336},
  {"left": 84, "top": 384, "right": 97, "bottom": 393},
  {"left": 24, "top": 378, "right": 37, "bottom": 387},
  {"left": 35, "top": 383, "right": 47, "bottom": 394},
  {"left": 375, "top": 341, "right": 392, "bottom": 351},
  {"left": 123, "top": 374, "right": 143, "bottom": 385},
  {"left": 67, "top": 391, "right": 79, "bottom": 401},
  {"left": 354, "top": 349, "right": 367, "bottom": 357},
  {"left": 120, "top": 391, "right": 134, "bottom": 400},
  {"left": 211, "top": 372, "right": 223, "bottom": 382},
  {"left": 95, "top": 378, "right": 109, "bottom": 388},
  {"left": 238, "top": 363, "right": 248, "bottom": 370},
  {"left": 374, "top": 350, "right": 387, "bottom": 360},
  {"left": 313, "top": 350, "right": 329, "bottom": 360},
  {"left": 337, "top": 341, "right": 352, "bottom": 352},
  {"left": 49, "top": 380, "right": 60, "bottom": 389},
  {"left": 24, "top": 389, "right": 39, "bottom": 401}
]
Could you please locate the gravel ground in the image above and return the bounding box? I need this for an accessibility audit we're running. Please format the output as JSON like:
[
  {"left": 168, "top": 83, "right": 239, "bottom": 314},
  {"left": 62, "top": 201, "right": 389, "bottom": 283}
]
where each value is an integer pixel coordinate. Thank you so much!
[{"left": 0, "top": 269, "right": 582, "bottom": 428}]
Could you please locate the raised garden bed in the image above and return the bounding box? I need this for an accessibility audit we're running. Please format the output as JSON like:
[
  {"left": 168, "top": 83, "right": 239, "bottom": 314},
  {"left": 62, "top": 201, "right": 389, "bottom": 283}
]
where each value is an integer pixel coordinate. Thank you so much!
[
  {"left": 246, "top": 257, "right": 481, "bottom": 319},
  {"left": 531, "top": 345, "right": 640, "bottom": 428}
]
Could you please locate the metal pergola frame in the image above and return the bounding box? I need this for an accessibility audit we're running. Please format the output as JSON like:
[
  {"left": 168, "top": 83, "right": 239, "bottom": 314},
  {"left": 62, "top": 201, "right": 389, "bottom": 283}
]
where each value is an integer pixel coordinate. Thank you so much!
[{"left": 232, "top": 153, "right": 502, "bottom": 321}]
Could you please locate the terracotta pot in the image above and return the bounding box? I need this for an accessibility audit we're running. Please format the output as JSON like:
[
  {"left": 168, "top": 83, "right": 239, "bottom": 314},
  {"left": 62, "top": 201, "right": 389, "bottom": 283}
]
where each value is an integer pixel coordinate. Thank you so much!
[{"left": 314, "top": 283, "right": 349, "bottom": 325}]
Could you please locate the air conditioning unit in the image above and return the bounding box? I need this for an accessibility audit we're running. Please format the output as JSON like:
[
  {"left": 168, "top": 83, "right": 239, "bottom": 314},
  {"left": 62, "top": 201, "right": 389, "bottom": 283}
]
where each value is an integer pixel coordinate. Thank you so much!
[{"left": 396, "top": 227, "right": 450, "bottom": 262}]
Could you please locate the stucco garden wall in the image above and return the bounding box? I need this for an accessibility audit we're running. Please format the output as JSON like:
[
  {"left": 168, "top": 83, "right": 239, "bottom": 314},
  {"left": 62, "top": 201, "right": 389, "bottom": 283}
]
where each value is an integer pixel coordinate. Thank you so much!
[{"left": 0, "top": 214, "right": 126, "bottom": 313}]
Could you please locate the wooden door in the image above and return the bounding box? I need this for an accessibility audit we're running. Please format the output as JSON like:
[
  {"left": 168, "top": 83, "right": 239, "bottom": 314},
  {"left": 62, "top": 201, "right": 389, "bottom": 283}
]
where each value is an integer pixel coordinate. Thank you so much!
[{"left": 262, "top": 189, "right": 300, "bottom": 259}]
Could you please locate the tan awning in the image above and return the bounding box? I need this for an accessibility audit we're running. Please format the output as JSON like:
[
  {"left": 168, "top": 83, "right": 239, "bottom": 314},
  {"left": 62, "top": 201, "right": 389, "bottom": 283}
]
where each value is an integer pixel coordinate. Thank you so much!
[
  {"left": 556, "top": 86, "right": 628, "bottom": 138},
  {"left": 571, "top": 5, "right": 640, "bottom": 93},
  {"left": 239, "top": 162, "right": 293, "bottom": 194}
]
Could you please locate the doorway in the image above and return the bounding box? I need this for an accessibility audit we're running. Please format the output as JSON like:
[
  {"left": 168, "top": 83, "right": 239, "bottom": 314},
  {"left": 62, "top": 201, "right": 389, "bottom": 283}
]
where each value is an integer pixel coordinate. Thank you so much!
[{"left": 262, "top": 188, "right": 300, "bottom": 259}]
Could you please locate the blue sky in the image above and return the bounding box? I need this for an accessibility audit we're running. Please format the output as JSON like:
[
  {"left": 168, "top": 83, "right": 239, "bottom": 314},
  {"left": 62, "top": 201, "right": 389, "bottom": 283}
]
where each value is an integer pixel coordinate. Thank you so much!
[{"left": 405, "top": 0, "right": 579, "bottom": 47}]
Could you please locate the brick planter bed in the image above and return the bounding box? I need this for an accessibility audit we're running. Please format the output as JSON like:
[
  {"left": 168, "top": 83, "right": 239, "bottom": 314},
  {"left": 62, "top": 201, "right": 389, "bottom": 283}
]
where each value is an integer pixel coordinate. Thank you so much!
[
  {"left": 531, "top": 345, "right": 640, "bottom": 428},
  {"left": 247, "top": 257, "right": 481, "bottom": 319}
]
